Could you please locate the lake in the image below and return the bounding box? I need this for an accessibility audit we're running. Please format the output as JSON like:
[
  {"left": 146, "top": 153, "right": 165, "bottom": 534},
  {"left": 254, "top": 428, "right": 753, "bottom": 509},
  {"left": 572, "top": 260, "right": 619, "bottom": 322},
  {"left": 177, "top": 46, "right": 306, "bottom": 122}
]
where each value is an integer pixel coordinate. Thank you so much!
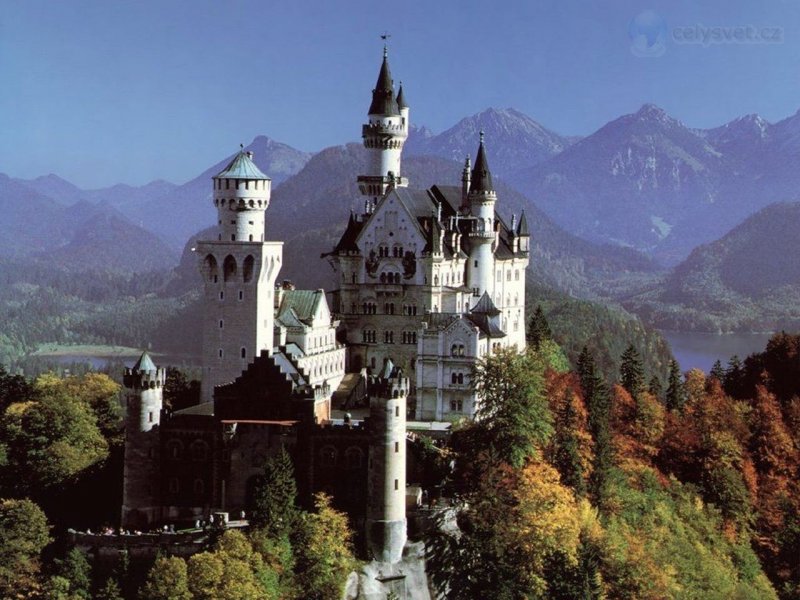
[{"left": 659, "top": 330, "right": 775, "bottom": 373}]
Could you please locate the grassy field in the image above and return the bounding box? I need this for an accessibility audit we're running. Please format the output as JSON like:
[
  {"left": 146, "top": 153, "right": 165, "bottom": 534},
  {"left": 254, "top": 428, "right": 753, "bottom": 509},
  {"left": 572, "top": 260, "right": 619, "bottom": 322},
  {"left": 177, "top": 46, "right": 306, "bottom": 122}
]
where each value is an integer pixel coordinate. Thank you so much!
[{"left": 31, "top": 343, "right": 148, "bottom": 358}]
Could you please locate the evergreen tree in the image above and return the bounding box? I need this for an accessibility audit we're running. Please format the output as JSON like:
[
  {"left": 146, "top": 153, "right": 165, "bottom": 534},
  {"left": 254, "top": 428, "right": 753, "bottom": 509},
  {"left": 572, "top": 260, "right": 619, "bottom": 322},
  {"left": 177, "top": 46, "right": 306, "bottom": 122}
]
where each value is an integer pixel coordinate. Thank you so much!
[
  {"left": 55, "top": 548, "right": 92, "bottom": 600},
  {"left": 249, "top": 447, "right": 299, "bottom": 537},
  {"left": 648, "top": 375, "right": 663, "bottom": 400},
  {"left": 576, "top": 349, "right": 613, "bottom": 507},
  {"left": 665, "top": 359, "right": 684, "bottom": 411},
  {"left": 527, "top": 305, "right": 552, "bottom": 350},
  {"left": 96, "top": 578, "right": 123, "bottom": 600},
  {"left": 553, "top": 391, "right": 586, "bottom": 498},
  {"left": 709, "top": 359, "right": 725, "bottom": 382},
  {"left": 723, "top": 355, "right": 744, "bottom": 398},
  {"left": 619, "top": 344, "right": 645, "bottom": 399}
]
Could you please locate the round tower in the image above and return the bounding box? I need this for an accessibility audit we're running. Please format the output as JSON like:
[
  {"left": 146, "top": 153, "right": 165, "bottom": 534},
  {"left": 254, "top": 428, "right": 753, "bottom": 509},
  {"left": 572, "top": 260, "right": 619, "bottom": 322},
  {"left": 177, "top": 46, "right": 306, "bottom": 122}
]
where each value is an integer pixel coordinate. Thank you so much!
[
  {"left": 358, "top": 47, "right": 410, "bottom": 212},
  {"left": 197, "top": 148, "right": 283, "bottom": 403},
  {"left": 121, "top": 351, "right": 165, "bottom": 529},
  {"left": 466, "top": 132, "right": 497, "bottom": 301},
  {"left": 367, "top": 360, "right": 408, "bottom": 563}
]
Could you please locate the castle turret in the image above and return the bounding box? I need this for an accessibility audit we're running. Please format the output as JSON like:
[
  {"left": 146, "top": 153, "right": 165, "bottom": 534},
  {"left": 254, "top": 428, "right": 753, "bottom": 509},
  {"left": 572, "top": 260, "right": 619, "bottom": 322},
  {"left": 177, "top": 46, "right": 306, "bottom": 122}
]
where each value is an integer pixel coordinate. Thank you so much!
[
  {"left": 517, "top": 209, "right": 531, "bottom": 254},
  {"left": 121, "top": 352, "right": 165, "bottom": 528},
  {"left": 367, "top": 360, "right": 408, "bottom": 563},
  {"left": 466, "top": 132, "right": 497, "bottom": 301},
  {"left": 460, "top": 154, "right": 471, "bottom": 210},
  {"left": 197, "top": 148, "right": 283, "bottom": 403},
  {"left": 357, "top": 48, "right": 409, "bottom": 213}
]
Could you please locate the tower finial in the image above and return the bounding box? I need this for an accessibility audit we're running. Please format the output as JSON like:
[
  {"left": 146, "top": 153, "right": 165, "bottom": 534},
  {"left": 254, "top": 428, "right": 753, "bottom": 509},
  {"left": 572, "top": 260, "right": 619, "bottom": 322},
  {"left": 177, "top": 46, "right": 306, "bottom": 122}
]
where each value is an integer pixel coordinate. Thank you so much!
[
  {"left": 240, "top": 143, "right": 244, "bottom": 150},
  {"left": 381, "top": 31, "right": 391, "bottom": 57},
  {"left": 479, "top": 130, "right": 485, "bottom": 144}
]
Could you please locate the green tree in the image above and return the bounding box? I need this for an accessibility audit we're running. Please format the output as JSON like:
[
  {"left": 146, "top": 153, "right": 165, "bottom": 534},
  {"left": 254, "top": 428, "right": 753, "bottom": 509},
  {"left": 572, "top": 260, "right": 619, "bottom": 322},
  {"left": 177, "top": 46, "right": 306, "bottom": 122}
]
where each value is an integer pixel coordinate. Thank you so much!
[
  {"left": 0, "top": 366, "right": 33, "bottom": 413},
  {"left": 527, "top": 305, "right": 553, "bottom": 350},
  {"left": 249, "top": 447, "right": 298, "bottom": 537},
  {"left": 648, "top": 375, "right": 663, "bottom": 400},
  {"left": 710, "top": 359, "right": 725, "bottom": 382},
  {"left": 96, "top": 577, "right": 123, "bottom": 600},
  {"left": 293, "top": 493, "right": 357, "bottom": 600},
  {"left": 619, "top": 344, "right": 645, "bottom": 399},
  {"left": 723, "top": 355, "right": 744, "bottom": 398},
  {"left": 139, "top": 557, "right": 190, "bottom": 600},
  {"left": 553, "top": 391, "right": 586, "bottom": 498},
  {"left": 54, "top": 548, "right": 91, "bottom": 600},
  {"left": 0, "top": 497, "right": 52, "bottom": 597},
  {"left": 472, "top": 348, "right": 553, "bottom": 468},
  {"left": 666, "top": 359, "right": 684, "bottom": 411},
  {"left": 577, "top": 349, "right": 613, "bottom": 507}
]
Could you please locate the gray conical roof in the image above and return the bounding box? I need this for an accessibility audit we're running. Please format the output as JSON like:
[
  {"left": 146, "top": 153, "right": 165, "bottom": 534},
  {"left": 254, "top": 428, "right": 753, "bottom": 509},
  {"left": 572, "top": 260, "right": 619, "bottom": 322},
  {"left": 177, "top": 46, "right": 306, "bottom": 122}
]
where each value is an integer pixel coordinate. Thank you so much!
[
  {"left": 368, "top": 52, "right": 400, "bottom": 116},
  {"left": 133, "top": 351, "right": 157, "bottom": 373},
  {"left": 396, "top": 83, "right": 408, "bottom": 109},
  {"left": 214, "top": 149, "right": 270, "bottom": 180},
  {"left": 469, "top": 134, "right": 494, "bottom": 193},
  {"left": 380, "top": 358, "right": 395, "bottom": 380},
  {"left": 517, "top": 210, "right": 529, "bottom": 236}
]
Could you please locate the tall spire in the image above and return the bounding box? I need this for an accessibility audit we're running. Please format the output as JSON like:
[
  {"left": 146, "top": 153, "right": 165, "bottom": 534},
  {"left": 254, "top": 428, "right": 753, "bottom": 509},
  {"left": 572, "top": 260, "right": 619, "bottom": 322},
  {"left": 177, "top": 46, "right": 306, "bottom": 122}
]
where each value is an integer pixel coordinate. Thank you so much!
[
  {"left": 396, "top": 81, "right": 407, "bottom": 110},
  {"left": 469, "top": 131, "right": 494, "bottom": 193},
  {"left": 368, "top": 49, "right": 399, "bottom": 116}
]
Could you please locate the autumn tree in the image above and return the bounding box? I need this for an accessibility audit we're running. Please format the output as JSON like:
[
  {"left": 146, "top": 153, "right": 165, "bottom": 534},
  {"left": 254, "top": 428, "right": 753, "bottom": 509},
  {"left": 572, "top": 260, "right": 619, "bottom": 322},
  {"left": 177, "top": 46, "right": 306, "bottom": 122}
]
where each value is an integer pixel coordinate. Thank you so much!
[
  {"left": 292, "top": 493, "right": 357, "bottom": 600},
  {"left": 139, "top": 556, "right": 191, "bottom": 600},
  {"left": 647, "top": 375, "right": 662, "bottom": 401}
]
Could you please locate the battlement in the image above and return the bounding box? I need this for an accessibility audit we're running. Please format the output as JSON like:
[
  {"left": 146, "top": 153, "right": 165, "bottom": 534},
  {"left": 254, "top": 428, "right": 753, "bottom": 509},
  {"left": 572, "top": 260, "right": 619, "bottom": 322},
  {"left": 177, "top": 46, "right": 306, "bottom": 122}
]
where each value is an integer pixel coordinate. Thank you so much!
[
  {"left": 373, "top": 375, "right": 410, "bottom": 400},
  {"left": 123, "top": 368, "right": 166, "bottom": 390}
]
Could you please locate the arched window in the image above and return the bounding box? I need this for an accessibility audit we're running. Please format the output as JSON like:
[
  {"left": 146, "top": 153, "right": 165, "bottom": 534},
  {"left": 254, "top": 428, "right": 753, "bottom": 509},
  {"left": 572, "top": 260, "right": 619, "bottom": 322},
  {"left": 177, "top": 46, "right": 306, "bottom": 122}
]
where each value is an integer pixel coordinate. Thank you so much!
[
  {"left": 223, "top": 255, "right": 237, "bottom": 281},
  {"left": 241, "top": 347, "right": 247, "bottom": 359},
  {"left": 243, "top": 255, "right": 255, "bottom": 282},
  {"left": 345, "top": 447, "right": 363, "bottom": 469},
  {"left": 203, "top": 254, "right": 219, "bottom": 283},
  {"left": 451, "top": 373, "right": 457, "bottom": 384},
  {"left": 457, "top": 373, "right": 464, "bottom": 384},
  {"left": 190, "top": 440, "right": 208, "bottom": 461},
  {"left": 166, "top": 440, "right": 183, "bottom": 460},
  {"left": 320, "top": 446, "right": 337, "bottom": 467}
]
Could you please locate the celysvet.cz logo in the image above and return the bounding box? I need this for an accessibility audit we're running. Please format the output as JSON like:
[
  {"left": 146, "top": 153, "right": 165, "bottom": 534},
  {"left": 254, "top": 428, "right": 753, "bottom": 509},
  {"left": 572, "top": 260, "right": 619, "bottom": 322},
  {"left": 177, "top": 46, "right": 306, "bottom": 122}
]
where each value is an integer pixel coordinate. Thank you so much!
[{"left": 629, "top": 11, "right": 784, "bottom": 57}]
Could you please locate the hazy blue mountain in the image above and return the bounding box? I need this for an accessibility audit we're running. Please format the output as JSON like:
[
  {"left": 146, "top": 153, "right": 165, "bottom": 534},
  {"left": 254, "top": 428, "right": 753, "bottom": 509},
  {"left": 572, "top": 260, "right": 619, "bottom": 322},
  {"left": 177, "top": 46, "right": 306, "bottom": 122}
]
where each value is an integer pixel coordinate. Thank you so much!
[
  {"left": 405, "top": 107, "right": 574, "bottom": 176},
  {"left": 12, "top": 173, "right": 89, "bottom": 206},
  {"left": 0, "top": 174, "right": 71, "bottom": 255},
  {"left": 625, "top": 202, "right": 800, "bottom": 332},
  {"left": 136, "top": 135, "right": 312, "bottom": 248}
]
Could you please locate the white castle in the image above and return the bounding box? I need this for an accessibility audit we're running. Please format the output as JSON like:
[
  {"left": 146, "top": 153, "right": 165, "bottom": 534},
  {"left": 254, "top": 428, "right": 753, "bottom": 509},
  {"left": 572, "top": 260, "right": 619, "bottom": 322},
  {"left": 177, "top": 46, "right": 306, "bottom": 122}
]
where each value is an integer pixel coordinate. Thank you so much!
[{"left": 195, "top": 46, "right": 530, "bottom": 419}]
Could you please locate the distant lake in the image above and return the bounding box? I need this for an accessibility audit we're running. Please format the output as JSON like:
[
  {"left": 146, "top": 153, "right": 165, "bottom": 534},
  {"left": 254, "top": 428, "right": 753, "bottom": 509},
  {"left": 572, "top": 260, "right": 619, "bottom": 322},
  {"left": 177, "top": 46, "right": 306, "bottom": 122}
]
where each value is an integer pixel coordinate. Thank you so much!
[{"left": 660, "top": 331, "right": 774, "bottom": 373}]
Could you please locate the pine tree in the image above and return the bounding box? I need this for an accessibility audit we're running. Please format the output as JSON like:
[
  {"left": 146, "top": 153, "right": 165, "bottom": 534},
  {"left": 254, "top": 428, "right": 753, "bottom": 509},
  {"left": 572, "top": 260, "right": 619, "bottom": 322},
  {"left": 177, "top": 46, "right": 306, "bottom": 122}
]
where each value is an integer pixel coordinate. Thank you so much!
[
  {"left": 576, "top": 349, "right": 612, "bottom": 507},
  {"left": 619, "top": 344, "right": 645, "bottom": 399},
  {"left": 249, "top": 447, "right": 299, "bottom": 537},
  {"left": 709, "top": 359, "right": 725, "bottom": 382},
  {"left": 723, "top": 355, "right": 744, "bottom": 398},
  {"left": 527, "top": 305, "right": 552, "bottom": 350},
  {"left": 553, "top": 392, "right": 586, "bottom": 498},
  {"left": 665, "top": 359, "right": 684, "bottom": 411},
  {"left": 648, "top": 375, "right": 663, "bottom": 400}
]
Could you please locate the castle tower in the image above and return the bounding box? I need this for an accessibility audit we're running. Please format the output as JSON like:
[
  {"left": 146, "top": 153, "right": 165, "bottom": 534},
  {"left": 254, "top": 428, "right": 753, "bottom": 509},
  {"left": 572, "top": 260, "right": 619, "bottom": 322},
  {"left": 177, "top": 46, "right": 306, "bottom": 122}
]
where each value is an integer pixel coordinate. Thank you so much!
[
  {"left": 196, "top": 149, "right": 283, "bottom": 403},
  {"left": 367, "top": 359, "right": 408, "bottom": 563},
  {"left": 121, "top": 352, "right": 165, "bottom": 528},
  {"left": 466, "top": 133, "right": 497, "bottom": 301},
  {"left": 357, "top": 47, "right": 409, "bottom": 213}
]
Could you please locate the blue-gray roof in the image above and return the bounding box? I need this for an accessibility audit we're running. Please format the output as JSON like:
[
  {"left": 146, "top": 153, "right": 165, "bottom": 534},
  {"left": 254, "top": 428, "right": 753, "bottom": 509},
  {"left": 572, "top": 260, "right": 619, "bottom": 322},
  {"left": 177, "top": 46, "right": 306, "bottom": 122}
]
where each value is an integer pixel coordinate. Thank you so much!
[
  {"left": 133, "top": 351, "right": 157, "bottom": 373},
  {"left": 214, "top": 150, "right": 270, "bottom": 180}
]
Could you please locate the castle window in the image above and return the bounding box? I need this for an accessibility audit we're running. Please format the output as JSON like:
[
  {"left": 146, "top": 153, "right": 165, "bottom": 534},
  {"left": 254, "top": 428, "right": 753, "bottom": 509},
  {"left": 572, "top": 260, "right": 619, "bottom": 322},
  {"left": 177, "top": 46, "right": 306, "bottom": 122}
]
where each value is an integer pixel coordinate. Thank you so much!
[
  {"left": 238, "top": 290, "right": 244, "bottom": 301},
  {"left": 451, "top": 373, "right": 457, "bottom": 384},
  {"left": 241, "top": 347, "right": 246, "bottom": 359},
  {"left": 458, "top": 373, "right": 464, "bottom": 384},
  {"left": 384, "top": 331, "right": 394, "bottom": 344},
  {"left": 231, "top": 234, "right": 235, "bottom": 241},
  {"left": 223, "top": 255, "right": 237, "bottom": 281},
  {"left": 395, "top": 441, "right": 399, "bottom": 453},
  {"left": 243, "top": 255, "right": 254, "bottom": 282},
  {"left": 320, "top": 446, "right": 337, "bottom": 468},
  {"left": 190, "top": 441, "right": 208, "bottom": 461},
  {"left": 249, "top": 234, "right": 253, "bottom": 241},
  {"left": 450, "top": 399, "right": 464, "bottom": 412},
  {"left": 394, "top": 479, "right": 399, "bottom": 491},
  {"left": 219, "top": 349, "right": 223, "bottom": 358},
  {"left": 203, "top": 254, "right": 219, "bottom": 283},
  {"left": 166, "top": 440, "right": 183, "bottom": 460},
  {"left": 474, "top": 260, "right": 478, "bottom": 268},
  {"left": 352, "top": 273, "right": 356, "bottom": 284},
  {"left": 515, "top": 270, "right": 520, "bottom": 280},
  {"left": 148, "top": 411, "right": 153, "bottom": 423},
  {"left": 345, "top": 447, "right": 363, "bottom": 469},
  {"left": 219, "top": 320, "right": 224, "bottom": 329},
  {"left": 220, "top": 291, "right": 224, "bottom": 300},
  {"left": 396, "top": 406, "right": 399, "bottom": 417}
]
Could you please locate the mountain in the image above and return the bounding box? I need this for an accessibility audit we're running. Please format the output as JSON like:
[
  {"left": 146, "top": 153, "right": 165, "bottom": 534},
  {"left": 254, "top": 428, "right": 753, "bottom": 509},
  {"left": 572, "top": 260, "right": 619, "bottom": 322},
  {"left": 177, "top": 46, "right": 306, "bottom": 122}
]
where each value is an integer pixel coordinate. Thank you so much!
[
  {"left": 405, "top": 107, "right": 573, "bottom": 177},
  {"left": 508, "top": 104, "right": 731, "bottom": 262},
  {"left": 0, "top": 174, "right": 177, "bottom": 272},
  {"left": 170, "top": 143, "right": 657, "bottom": 295},
  {"left": 136, "top": 136, "right": 312, "bottom": 249},
  {"left": 82, "top": 179, "right": 177, "bottom": 209},
  {"left": 12, "top": 173, "right": 88, "bottom": 206},
  {"left": 624, "top": 202, "right": 800, "bottom": 332}
]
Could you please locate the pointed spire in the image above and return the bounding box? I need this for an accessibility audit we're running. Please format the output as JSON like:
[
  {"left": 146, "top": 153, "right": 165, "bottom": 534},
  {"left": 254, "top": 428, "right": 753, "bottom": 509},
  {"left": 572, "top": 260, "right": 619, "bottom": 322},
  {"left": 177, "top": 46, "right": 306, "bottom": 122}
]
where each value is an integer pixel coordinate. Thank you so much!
[
  {"left": 517, "top": 210, "right": 529, "bottom": 236},
  {"left": 396, "top": 81, "right": 408, "bottom": 110},
  {"left": 368, "top": 50, "right": 399, "bottom": 116},
  {"left": 133, "top": 351, "right": 157, "bottom": 373},
  {"left": 469, "top": 131, "right": 494, "bottom": 193}
]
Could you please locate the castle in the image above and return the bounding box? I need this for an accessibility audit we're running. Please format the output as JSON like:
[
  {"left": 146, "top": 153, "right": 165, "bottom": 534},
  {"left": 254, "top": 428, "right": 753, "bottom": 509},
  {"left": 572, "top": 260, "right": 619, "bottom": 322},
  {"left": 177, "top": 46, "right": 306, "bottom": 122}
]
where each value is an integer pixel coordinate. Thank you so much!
[{"left": 120, "top": 47, "right": 529, "bottom": 565}]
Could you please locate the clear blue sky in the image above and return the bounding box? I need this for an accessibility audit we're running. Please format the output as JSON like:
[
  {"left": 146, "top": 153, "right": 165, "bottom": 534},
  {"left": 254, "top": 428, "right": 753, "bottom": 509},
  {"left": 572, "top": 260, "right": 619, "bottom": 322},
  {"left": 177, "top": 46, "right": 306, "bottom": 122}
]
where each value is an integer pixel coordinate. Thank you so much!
[{"left": 1, "top": 0, "right": 798, "bottom": 188}]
